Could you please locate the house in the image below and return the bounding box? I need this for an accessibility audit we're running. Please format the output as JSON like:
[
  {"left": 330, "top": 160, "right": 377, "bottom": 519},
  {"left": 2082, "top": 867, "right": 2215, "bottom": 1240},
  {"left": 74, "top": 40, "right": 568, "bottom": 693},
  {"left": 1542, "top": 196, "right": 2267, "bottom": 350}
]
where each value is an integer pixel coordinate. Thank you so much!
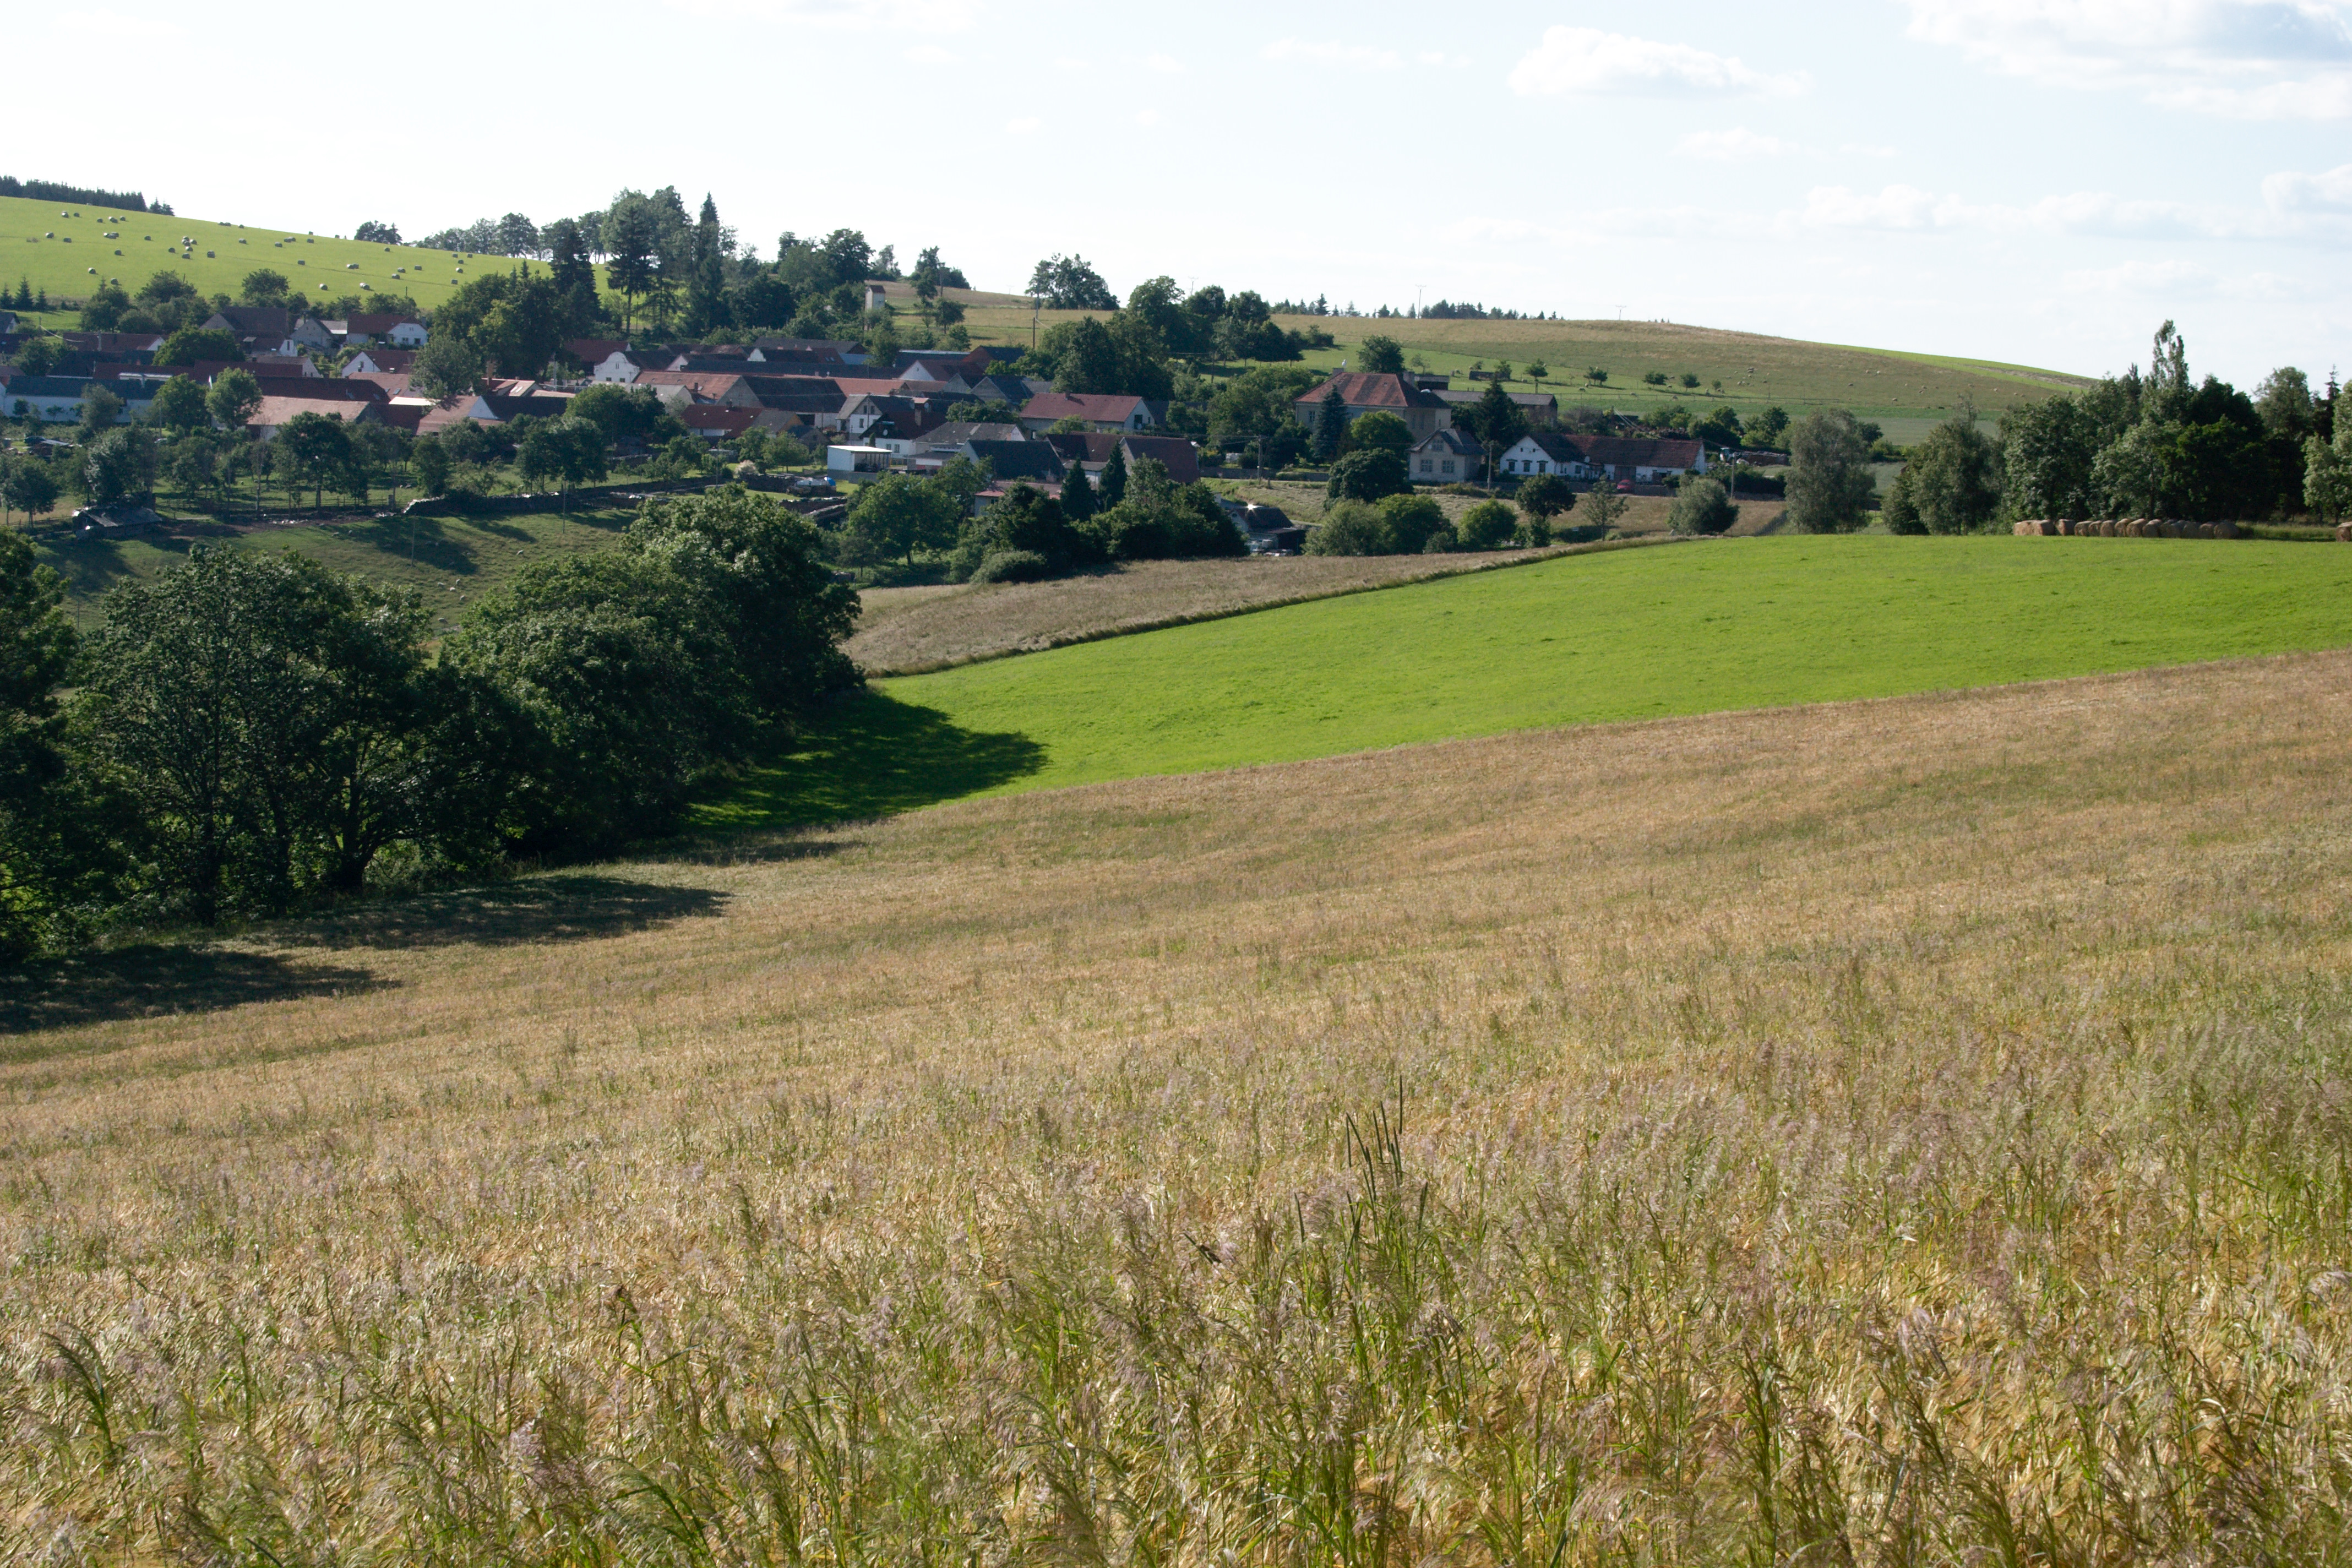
[
  {"left": 964, "top": 439, "right": 1064, "bottom": 483},
  {"left": 1409, "top": 427, "right": 1483, "bottom": 484},
  {"left": 838, "top": 392, "right": 942, "bottom": 437},
  {"left": 565, "top": 338, "right": 629, "bottom": 373},
  {"left": 0, "top": 312, "right": 14, "bottom": 336},
  {"left": 634, "top": 370, "right": 763, "bottom": 408},
  {"left": 341, "top": 347, "right": 416, "bottom": 376},
  {"left": 344, "top": 371, "right": 415, "bottom": 399},
  {"left": 1219, "top": 499, "right": 1305, "bottom": 553},
  {"left": 1431, "top": 387, "right": 1558, "bottom": 429},
  {"left": 826, "top": 444, "right": 891, "bottom": 478},
  {"left": 417, "top": 392, "right": 504, "bottom": 437},
  {"left": 251, "top": 377, "right": 381, "bottom": 405},
  {"left": 965, "top": 372, "right": 1032, "bottom": 405},
  {"left": 864, "top": 405, "right": 952, "bottom": 457},
  {"left": 1493, "top": 431, "right": 1582, "bottom": 480},
  {"left": 752, "top": 336, "right": 863, "bottom": 365},
  {"left": 1019, "top": 391, "right": 1156, "bottom": 433},
  {"left": 331, "top": 314, "right": 427, "bottom": 348},
  {"left": 202, "top": 307, "right": 336, "bottom": 356},
  {"left": 921, "top": 421, "right": 1025, "bottom": 453},
  {"left": 678, "top": 405, "right": 763, "bottom": 442},
  {"left": 4, "top": 376, "right": 117, "bottom": 423},
  {"left": 1496, "top": 433, "right": 1706, "bottom": 483},
  {"left": 1293, "top": 372, "right": 1453, "bottom": 442},
  {"left": 484, "top": 382, "right": 574, "bottom": 421},
  {"left": 581, "top": 345, "right": 651, "bottom": 382},
  {"left": 247, "top": 396, "right": 381, "bottom": 440},
  {"left": 1119, "top": 434, "right": 1202, "bottom": 486}
]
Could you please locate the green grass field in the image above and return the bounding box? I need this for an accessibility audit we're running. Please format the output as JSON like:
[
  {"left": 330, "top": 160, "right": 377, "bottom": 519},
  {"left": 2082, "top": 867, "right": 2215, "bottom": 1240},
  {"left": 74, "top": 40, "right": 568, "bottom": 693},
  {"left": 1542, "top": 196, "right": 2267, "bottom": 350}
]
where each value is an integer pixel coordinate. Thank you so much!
[
  {"left": 31, "top": 504, "right": 634, "bottom": 631},
  {"left": 710, "top": 535, "right": 2352, "bottom": 825},
  {"left": 0, "top": 194, "right": 567, "bottom": 323}
]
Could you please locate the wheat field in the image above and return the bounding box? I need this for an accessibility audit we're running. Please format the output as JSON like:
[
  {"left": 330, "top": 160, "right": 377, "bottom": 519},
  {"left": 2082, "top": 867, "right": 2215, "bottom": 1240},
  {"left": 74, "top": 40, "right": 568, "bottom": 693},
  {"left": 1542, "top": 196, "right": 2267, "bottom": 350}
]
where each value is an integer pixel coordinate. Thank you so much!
[{"left": 7, "top": 652, "right": 2352, "bottom": 1564}]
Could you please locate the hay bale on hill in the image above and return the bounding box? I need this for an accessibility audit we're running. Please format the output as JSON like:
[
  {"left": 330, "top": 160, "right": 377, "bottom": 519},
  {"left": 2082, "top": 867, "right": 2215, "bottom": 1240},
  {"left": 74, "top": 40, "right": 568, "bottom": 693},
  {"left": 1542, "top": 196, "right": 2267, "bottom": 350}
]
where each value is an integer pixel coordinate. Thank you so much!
[
  {"left": 2013, "top": 520, "right": 2031, "bottom": 536},
  {"left": 2217, "top": 520, "right": 2237, "bottom": 539},
  {"left": 2338, "top": 522, "right": 2350, "bottom": 542}
]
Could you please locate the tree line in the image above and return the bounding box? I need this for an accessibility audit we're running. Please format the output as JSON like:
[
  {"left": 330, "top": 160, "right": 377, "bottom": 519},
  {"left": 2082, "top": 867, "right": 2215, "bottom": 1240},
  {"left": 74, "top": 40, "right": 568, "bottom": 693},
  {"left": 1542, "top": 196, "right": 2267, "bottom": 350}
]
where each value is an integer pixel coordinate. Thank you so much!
[
  {"left": 0, "top": 488, "right": 856, "bottom": 960},
  {"left": 0, "top": 175, "right": 167, "bottom": 213},
  {"left": 1880, "top": 323, "right": 2340, "bottom": 533}
]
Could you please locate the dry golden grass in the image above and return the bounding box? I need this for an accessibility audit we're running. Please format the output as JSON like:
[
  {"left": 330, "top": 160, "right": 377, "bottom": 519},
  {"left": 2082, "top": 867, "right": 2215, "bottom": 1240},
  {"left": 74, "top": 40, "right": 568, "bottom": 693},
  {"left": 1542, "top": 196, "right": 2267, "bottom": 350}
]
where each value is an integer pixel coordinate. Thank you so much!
[
  {"left": 846, "top": 548, "right": 1593, "bottom": 674},
  {"left": 7, "top": 653, "right": 2352, "bottom": 1564}
]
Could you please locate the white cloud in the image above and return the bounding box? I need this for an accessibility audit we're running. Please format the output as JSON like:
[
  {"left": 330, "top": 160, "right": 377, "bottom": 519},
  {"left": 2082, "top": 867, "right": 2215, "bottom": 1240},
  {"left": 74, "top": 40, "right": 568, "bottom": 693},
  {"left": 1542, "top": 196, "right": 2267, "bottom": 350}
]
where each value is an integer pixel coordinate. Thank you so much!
[
  {"left": 51, "top": 7, "right": 185, "bottom": 40},
  {"left": 2263, "top": 160, "right": 2352, "bottom": 208},
  {"left": 1680, "top": 127, "right": 1800, "bottom": 159},
  {"left": 1145, "top": 51, "right": 1183, "bottom": 73},
  {"left": 1790, "top": 182, "right": 2312, "bottom": 238},
  {"left": 904, "top": 42, "right": 952, "bottom": 63},
  {"left": 1135, "top": 108, "right": 1162, "bottom": 126},
  {"left": 1507, "top": 26, "right": 1810, "bottom": 97},
  {"left": 662, "top": 0, "right": 981, "bottom": 28},
  {"left": 1901, "top": 0, "right": 2352, "bottom": 118},
  {"left": 2059, "top": 259, "right": 2306, "bottom": 298},
  {"left": 1005, "top": 115, "right": 1041, "bottom": 134},
  {"left": 1262, "top": 37, "right": 1402, "bottom": 70}
]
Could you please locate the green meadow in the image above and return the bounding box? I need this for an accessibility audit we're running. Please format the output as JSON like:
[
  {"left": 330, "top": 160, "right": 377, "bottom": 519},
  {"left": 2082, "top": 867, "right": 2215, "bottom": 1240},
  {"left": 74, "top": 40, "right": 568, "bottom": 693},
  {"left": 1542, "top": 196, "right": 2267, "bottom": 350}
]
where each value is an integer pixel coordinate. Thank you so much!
[{"left": 712, "top": 535, "right": 2352, "bottom": 825}]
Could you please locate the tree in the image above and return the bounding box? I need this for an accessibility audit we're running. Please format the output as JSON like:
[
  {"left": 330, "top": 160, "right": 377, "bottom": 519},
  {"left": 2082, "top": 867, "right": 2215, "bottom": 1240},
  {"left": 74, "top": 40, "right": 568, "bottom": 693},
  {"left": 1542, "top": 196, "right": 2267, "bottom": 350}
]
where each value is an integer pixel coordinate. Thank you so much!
[
  {"left": 602, "top": 197, "right": 661, "bottom": 330},
  {"left": 79, "top": 384, "right": 126, "bottom": 443},
  {"left": 1325, "top": 448, "right": 1410, "bottom": 503},
  {"left": 686, "top": 194, "right": 730, "bottom": 336},
  {"left": 1693, "top": 406, "right": 1745, "bottom": 450},
  {"left": 1746, "top": 406, "right": 1790, "bottom": 449},
  {"left": 518, "top": 418, "right": 610, "bottom": 498},
  {"left": 276, "top": 412, "right": 358, "bottom": 508},
  {"left": 1027, "top": 254, "right": 1118, "bottom": 310},
  {"left": 1785, "top": 410, "right": 1876, "bottom": 532},
  {"left": 1097, "top": 441, "right": 1128, "bottom": 510},
  {"left": 542, "top": 217, "right": 603, "bottom": 334},
  {"left": 1347, "top": 411, "right": 1413, "bottom": 461},
  {"left": 1460, "top": 382, "right": 1528, "bottom": 482},
  {"left": 0, "top": 459, "right": 61, "bottom": 525},
  {"left": 1578, "top": 484, "right": 1627, "bottom": 532},
  {"left": 410, "top": 435, "right": 452, "bottom": 497},
  {"left": 159, "top": 325, "right": 239, "bottom": 367},
  {"left": 1517, "top": 472, "right": 1573, "bottom": 520},
  {"left": 412, "top": 334, "right": 485, "bottom": 399},
  {"left": 148, "top": 374, "right": 209, "bottom": 433},
  {"left": 1457, "top": 499, "right": 1518, "bottom": 549},
  {"left": 1059, "top": 458, "right": 1097, "bottom": 522},
  {"left": 1668, "top": 476, "right": 1737, "bottom": 535},
  {"left": 1527, "top": 360, "right": 1549, "bottom": 386},
  {"left": 208, "top": 367, "right": 263, "bottom": 432},
  {"left": 239, "top": 269, "right": 292, "bottom": 308},
  {"left": 354, "top": 220, "right": 402, "bottom": 245},
  {"left": 1358, "top": 335, "right": 1404, "bottom": 374},
  {"left": 1313, "top": 387, "right": 1349, "bottom": 462},
  {"left": 0, "top": 529, "right": 83, "bottom": 959},
  {"left": 1376, "top": 493, "right": 1448, "bottom": 553},
  {"left": 1585, "top": 367, "right": 1609, "bottom": 386},
  {"left": 1304, "top": 500, "right": 1391, "bottom": 556},
  {"left": 1905, "top": 407, "right": 2001, "bottom": 532},
  {"left": 2305, "top": 427, "right": 2352, "bottom": 520},
  {"left": 959, "top": 484, "right": 1095, "bottom": 579},
  {"left": 79, "top": 282, "right": 131, "bottom": 330},
  {"left": 82, "top": 427, "right": 158, "bottom": 505},
  {"left": 842, "top": 472, "right": 961, "bottom": 567},
  {"left": 13, "top": 336, "right": 59, "bottom": 377},
  {"left": 1882, "top": 466, "right": 1925, "bottom": 533}
]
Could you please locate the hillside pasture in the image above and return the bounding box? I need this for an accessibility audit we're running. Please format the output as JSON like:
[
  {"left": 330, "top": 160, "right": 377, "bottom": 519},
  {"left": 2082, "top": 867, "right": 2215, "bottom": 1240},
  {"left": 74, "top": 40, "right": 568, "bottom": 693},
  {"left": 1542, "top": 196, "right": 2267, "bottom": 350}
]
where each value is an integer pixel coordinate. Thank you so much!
[
  {"left": 7, "top": 654, "right": 2352, "bottom": 1562},
  {"left": 783, "top": 535, "right": 2352, "bottom": 810}
]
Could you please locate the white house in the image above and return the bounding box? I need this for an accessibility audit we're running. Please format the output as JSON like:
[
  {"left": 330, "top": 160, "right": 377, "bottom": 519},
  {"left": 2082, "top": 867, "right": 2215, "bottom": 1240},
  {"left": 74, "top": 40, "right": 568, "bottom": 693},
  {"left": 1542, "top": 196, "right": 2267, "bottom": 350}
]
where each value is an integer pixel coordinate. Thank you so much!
[
  {"left": 1496, "top": 433, "right": 1707, "bottom": 484},
  {"left": 1410, "top": 427, "right": 1483, "bottom": 484},
  {"left": 827, "top": 444, "right": 890, "bottom": 478}
]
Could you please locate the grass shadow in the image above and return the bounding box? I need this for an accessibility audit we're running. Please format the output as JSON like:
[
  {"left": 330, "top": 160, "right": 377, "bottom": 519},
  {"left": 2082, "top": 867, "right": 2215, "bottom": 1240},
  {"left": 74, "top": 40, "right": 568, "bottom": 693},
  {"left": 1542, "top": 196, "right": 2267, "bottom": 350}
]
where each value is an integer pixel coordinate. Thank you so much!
[
  {"left": 0, "top": 947, "right": 387, "bottom": 1038},
  {"left": 277, "top": 874, "right": 731, "bottom": 950},
  {"left": 698, "top": 689, "right": 1047, "bottom": 830}
]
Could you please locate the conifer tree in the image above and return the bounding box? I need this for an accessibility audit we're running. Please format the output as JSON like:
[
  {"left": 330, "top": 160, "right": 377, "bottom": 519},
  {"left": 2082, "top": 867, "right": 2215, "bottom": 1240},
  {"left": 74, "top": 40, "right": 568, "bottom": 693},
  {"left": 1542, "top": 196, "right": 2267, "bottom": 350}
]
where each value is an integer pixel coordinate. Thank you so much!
[
  {"left": 1098, "top": 440, "right": 1128, "bottom": 509},
  {"left": 1314, "top": 386, "right": 1348, "bottom": 461},
  {"left": 1059, "top": 456, "right": 1096, "bottom": 520}
]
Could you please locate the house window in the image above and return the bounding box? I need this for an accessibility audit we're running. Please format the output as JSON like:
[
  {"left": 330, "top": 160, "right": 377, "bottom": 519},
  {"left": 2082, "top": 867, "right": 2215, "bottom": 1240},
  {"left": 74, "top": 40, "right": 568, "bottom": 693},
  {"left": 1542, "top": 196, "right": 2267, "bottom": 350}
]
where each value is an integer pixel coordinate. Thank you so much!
[
  {"left": 1442, "top": 460, "right": 1456, "bottom": 474},
  {"left": 1419, "top": 459, "right": 1432, "bottom": 472}
]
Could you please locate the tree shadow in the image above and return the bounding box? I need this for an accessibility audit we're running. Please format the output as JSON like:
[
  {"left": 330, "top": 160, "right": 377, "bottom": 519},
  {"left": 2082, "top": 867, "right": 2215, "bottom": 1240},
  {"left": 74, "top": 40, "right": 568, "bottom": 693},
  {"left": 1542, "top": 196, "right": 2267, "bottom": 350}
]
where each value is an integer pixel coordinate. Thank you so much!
[
  {"left": 0, "top": 947, "right": 388, "bottom": 1038},
  {"left": 276, "top": 874, "right": 733, "bottom": 951},
  {"left": 699, "top": 690, "right": 1048, "bottom": 830}
]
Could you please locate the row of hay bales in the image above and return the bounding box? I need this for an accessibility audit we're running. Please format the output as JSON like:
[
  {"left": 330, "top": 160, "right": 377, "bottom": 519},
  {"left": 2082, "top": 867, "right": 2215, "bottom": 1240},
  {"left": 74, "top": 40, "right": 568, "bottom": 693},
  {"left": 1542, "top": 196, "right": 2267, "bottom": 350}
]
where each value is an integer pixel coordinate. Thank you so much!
[{"left": 2011, "top": 518, "right": 2241, "bottom": 539}]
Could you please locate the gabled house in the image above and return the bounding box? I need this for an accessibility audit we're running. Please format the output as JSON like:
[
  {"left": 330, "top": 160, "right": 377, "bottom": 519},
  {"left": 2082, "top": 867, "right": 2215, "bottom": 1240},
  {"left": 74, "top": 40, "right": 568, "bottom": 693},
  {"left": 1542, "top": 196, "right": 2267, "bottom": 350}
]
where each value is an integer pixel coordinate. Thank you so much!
[
  {"left": 1293, "top": 372, "right": 1454, "bottom": 442},
  {"left": 634, "top": 370, "right": 762, "bottom": 408},
  {"left": 1019, "top": 391, "right": 1156, "bottom": 433},
  {"left": 1495, "top": 433, "right": 1706, "bottom": 483},
  {"left": 1494, "top": 431, "right": 1581, "bottom": 480},
  {"left": 416, "top": 391, "right": 503, "bottom": 437},
  {"left": 331, "top": 313, "right": 427, "bottom": 348},
  {"left": 864, "top": 405, "right": 952, "bottom": 456},
  {"left": 1410, "top": 427, "right": 1483, "bottom": 484},
  {"left": 202, "top": 307, "right": 335, "bottom": 356},
  {"left": 964, "top": 439, "right": 1064, "bottom": 483},
  {"left": 342, "top": 348, "right": 416, "bottom": 376},
  {"left": 1118, "top": 434, "right": 1202, "bottom": 486},
  {"left": 6, "top": 377, "right": 119, "bottom": 423},
  {"left": 247, "top": 396, "right": 381, "bottom": 440},
  {"left": 1432, "top": 386, "right": 1558, "bottom": 429}
]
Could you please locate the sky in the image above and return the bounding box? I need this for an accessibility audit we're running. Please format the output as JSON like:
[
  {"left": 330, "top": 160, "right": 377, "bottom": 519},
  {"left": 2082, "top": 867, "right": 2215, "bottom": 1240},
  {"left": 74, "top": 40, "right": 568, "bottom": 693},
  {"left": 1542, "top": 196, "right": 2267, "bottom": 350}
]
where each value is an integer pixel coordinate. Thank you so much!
[{"left": 29, "top": 0, "right": 2352, "bottom": 385}]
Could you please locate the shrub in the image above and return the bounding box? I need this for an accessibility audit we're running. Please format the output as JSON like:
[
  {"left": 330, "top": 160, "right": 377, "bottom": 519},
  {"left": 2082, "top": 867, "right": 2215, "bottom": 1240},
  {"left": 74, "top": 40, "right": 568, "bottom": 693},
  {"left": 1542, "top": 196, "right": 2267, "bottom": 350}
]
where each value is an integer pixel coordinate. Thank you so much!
[
  {"left": 1516, "top": 472, "right": 1573, "bottom": 519},
  {"left": 1304, "top": 500, "right": 1390, "bottom": 556},
  {"left": 970, "top": 549, "right": 1053, "bottom": 584},
  {"left": 1513, "top": 514, "right": 1554, "bottom": 548},
  {"left": 1457, "top": 500, "right": 1518, "bottom": 550},
  {"left": 1421, "top": 525, "right": 1458, "bottom": 553},
  {"left": 1375, "top": 493, "right": 1447, "bottom": 554},
  {"left": 1325, "top": 448, "right": 1410, "bottom": 504},
  {"left": 1668, "top": 476, "right": 1738, "bottom": 535}
]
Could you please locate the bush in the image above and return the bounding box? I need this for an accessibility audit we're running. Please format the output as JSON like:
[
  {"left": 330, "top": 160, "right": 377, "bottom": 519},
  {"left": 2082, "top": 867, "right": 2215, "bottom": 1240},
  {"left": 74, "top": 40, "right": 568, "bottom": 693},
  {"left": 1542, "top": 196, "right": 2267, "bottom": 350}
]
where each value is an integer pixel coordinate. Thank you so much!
[
  {"left": 1376, "top": 493, "right": 1447, "bottom": 554},
  {"left": 1456, "top": 500, "right": 1519, "bottom": 551},
  {"left": 970, "top": 549, "right": 1053, "bottom": 584},
  {"left": 1513, "top": 514, "right": 1554, "bottom": 548},
  {"left": 1516, "top": 472, "right": 1573, "bottom": 519},
  {"left": 1668, "top": 476, "right": 1738, "bottom": 535},
  {"left": 1304, "top": 500, "right": 1391, "bottom": 556},
  {"left": 1325, "top": 448, "right": 1410, "bottom": 504},
  {"left": 1422, "top": 525, "right": 1458, "bottom": 553}
]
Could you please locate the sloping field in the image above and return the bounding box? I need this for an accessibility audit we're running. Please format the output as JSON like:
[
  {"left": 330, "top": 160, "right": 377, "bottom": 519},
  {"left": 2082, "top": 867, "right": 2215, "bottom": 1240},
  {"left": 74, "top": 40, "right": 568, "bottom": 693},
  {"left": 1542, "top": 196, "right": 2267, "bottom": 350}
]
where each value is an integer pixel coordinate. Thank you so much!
[
  {"left": 0, "top": 194, "right": 508, "bottom": 319},
  {"left": 7, "top": 656, "right": 2352, "bottom": 1560},
  {"left": 955, "top": 300, "right": 2092, "bottom": 428},
  {"left": 754, "top": 536, "right": 2352, "bottom": 813}
]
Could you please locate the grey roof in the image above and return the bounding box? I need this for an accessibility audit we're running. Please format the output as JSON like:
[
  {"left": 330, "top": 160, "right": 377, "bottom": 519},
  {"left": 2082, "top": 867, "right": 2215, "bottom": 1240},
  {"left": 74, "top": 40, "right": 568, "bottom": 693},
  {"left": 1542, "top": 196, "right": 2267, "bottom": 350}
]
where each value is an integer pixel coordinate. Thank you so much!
[{"left": 965, "top": 439, "right": 1063, "bottom": 481}]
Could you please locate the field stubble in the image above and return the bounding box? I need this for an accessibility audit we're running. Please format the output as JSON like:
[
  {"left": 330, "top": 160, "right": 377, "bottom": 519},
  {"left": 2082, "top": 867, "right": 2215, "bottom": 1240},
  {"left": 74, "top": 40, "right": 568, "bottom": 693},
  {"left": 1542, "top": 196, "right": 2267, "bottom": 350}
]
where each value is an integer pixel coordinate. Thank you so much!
[{"left": 7, "top": 655, "right": 2352, "bottom": 1562}]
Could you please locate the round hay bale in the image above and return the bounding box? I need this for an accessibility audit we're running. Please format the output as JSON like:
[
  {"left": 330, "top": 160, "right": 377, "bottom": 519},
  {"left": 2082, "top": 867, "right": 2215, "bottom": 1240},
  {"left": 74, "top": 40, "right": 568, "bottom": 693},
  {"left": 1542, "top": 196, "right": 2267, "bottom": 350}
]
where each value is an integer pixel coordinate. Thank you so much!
[
  {"left": 2214, "top": 519, "right": 2237, "bottom": 540},
  {"left": 2338, "top": 522, "right": 2351, "bottom": 542},
  {"left": 2198, "top": 522, "right": 2215, "bottom": 538}
]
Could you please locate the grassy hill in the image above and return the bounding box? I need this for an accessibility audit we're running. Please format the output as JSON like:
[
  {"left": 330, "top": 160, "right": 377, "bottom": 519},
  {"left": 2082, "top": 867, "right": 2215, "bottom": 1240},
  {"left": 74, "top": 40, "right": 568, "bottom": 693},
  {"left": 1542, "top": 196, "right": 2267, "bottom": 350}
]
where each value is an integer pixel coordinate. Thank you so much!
[
  {"left": 0, "top": 193, "right": 540, "bottom": 325},
  {"left": 950, "top": 297, "right": 2094, "bottom": 442},
  {"left": 711, "top": 535, "right": 2352, "bottom": 825},
  {"left": 9, "top": 653, "right": 2352, "bottom": 1560}
]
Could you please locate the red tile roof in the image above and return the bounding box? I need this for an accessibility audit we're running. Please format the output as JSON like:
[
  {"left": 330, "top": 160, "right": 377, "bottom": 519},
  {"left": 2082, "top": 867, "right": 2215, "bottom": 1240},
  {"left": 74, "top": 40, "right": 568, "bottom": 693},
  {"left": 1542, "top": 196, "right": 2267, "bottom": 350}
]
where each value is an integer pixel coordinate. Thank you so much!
[{"left": 1022, "top": 391, "right": 1146, "bottom": 424}]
